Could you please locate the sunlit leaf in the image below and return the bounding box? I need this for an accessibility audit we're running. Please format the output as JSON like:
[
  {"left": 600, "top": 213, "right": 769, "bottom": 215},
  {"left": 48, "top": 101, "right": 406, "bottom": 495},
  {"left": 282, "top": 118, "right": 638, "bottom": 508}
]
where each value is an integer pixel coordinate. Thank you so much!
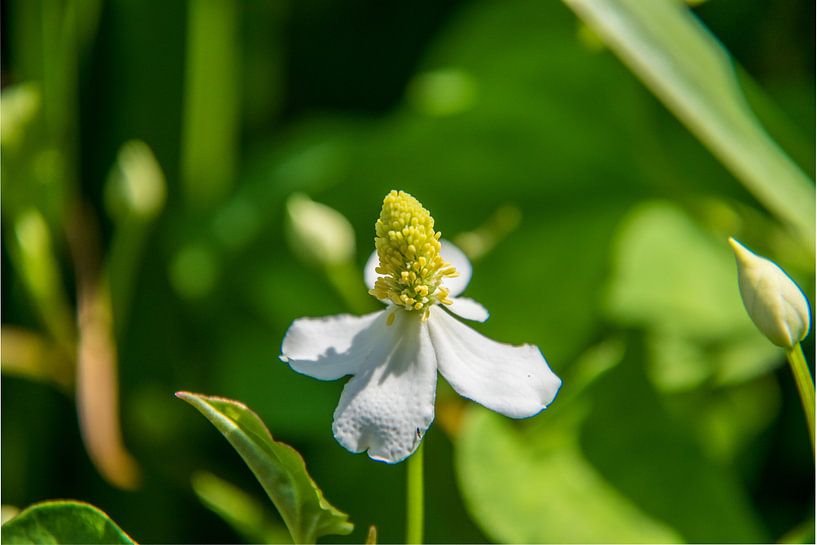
[
  {"left": 1, "top": 500, "right": 135, "bottom": 544},
  {"left": 605, "top": 201, "right": 780, "bottom": 388},
  {"left": 456, "top": 340, "right": 768, "bottom": 543},
  {"left": 563, "top": 0, "right": 815, "bottom": 249},
  {"left": 176, "top": 392, "right": 353, "bottom": 544},
  {"left": 456, "top": 405, "right": 682, "bottom": 543}
]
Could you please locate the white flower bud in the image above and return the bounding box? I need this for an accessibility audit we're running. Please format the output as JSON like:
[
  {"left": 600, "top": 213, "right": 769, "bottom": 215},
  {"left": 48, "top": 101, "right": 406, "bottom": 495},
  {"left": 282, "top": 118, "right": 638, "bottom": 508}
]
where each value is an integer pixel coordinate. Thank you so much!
[
  {"left": 729, "top": 237, "right": 811, "bottom": 349},
  {"left": 285, "top": 193, "right": 355, "bottom": 267}
]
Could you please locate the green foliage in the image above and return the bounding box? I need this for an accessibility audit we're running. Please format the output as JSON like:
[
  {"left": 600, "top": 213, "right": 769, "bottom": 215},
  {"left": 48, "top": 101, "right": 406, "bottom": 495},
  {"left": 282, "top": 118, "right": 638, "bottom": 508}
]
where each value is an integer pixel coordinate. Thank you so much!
[
  {"left": 605, "top": 201, "right": 781, "bottom": 388},
  {"left": 2, "top": 0, "right": 813, "bottom": 542},
  {"left": 1, "top": 501, "right": 135, "bottom": 545},
  {"left": 176, "top": 392, "right": 353, "bottom": 544},
  {"left": 456, "top": 341, "right": 766, "bottom": 543},
  {"left": 564, "top": 0, "right": 815, "bottom": 249},
  {"left": 457, "top": 406, "right": 681, "bottom": 543}
]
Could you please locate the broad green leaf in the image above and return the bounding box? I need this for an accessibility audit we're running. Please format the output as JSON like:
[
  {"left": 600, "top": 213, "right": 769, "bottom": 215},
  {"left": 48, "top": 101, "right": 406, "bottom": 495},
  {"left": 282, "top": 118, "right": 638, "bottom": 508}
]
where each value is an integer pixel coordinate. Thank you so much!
[
  {"left": 1, "top": 500, "right": 135, "bottom": 544},
  {"left": 456, "top": 405, "right": 682, "bottom": 543},
  {"left": 456, "top": 342, "right": 768, "bottom": 543},
  {"left": 176, "top": 392, "right": 353, "bottom": 544},
  {"left": 578, "top": 343, "right": 767, "bottom": 542},
  {"left": 563, "top": 0, "right": 815, "bottom": 250}
]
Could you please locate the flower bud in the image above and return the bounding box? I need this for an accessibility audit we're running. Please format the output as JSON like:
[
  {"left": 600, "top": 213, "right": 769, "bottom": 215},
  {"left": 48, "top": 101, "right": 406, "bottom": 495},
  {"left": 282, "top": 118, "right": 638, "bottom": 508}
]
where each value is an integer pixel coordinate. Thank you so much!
[
  {"left": 105, "top": 140, "right": 166, "bottom": 222},
  {"left": 729, "top": 237, "right": 811, "bottom": 349},
  {"left": 1, "top": 83, "right": 40, "bottom": 150},
  {"left": 285, "top": 193, "right": 355, "bottom": 267}
]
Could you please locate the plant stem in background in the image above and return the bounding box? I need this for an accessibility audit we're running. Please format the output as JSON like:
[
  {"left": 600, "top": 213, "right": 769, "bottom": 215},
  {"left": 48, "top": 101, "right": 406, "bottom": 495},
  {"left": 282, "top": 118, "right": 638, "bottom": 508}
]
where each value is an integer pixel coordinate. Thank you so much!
[
  {"left": 406, "top": 442, "right": 425, "bottom": 544},
  {"left": 180, "top": 0, "right": 240, "bottom": 209},
  {"left": 69, "top": 205, "right": 141, "bottom": 490},
  {"left": 786, "top": 343, "right": 815, "bottom": 453},
  {"left": 325, "top": 262, "right": 377, "bottom": 316}
]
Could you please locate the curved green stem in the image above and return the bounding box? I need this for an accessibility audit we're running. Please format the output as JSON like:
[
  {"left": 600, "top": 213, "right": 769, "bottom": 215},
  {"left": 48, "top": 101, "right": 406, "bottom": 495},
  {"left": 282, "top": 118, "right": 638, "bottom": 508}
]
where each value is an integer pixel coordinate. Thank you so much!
[
  {"left": 785, "top": 343, "right": 815, "bottom": 454},
  {"left": 406, "top": 442, "right": 425, "bottom": 544}
]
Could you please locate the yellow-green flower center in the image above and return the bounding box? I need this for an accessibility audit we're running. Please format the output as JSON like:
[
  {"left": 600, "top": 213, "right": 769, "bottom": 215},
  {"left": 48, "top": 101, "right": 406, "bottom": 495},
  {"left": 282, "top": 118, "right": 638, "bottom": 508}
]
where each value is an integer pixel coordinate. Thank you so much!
[{"left": 369, "top": 190, "right": 458, "bottom": 315}]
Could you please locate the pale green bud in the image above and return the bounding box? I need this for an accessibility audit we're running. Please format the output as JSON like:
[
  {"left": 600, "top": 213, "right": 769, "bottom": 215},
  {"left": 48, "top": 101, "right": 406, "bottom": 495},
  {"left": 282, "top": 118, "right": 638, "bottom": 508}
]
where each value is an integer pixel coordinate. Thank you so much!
[
  {"left": 105, "top": 140, "right": 166, "bottom": 221},
  {"left": 14, "top": 209, "right": 58, "bottom": 300},
  {"left": 1, "top": 83, "right": 40, "bottom": 149},
  {"left": 729, "top": 237, "right": 811, "bottom": 349},
  {"left": 285, "top": 193, "right": 355, "bottom": 267}
]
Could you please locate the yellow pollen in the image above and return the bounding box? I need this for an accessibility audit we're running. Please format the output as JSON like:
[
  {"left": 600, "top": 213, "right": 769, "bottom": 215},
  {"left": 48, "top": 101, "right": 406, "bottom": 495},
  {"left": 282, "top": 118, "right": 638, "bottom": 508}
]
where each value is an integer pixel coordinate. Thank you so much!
[{"left": 368, "top": 190, "right": 458, "bottom": 312}]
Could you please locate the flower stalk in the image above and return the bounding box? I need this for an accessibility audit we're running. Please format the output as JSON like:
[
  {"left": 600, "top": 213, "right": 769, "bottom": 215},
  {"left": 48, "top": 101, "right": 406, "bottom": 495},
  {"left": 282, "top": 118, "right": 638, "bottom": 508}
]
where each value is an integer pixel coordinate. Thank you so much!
[
  {"left": 785, "top": 343, "right": 815, "bottom": 453},
  {"left": 406, "top": 442, "right": 425, "bottom": 544}
]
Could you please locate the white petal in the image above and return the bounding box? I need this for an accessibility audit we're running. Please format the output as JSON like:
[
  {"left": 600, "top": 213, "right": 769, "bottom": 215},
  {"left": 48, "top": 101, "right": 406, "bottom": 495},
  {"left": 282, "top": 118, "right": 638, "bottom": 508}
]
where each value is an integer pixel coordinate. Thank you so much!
[
  {"left": 427, "top": 306, "right": 560, "bottom": 418},
  {"left": 363, "top": 240, "right": 472, "bottom": 297},
  {"left": 445, "top": 297, "right": 489, "bottom": 322},
  {"left": 364, "top": 249, "right": 380, "bottom": 291},
  {"left": 332, "top": 311, "right": 437, "bottom": 463},
  {"left": 440, "top": 240, "right": 471, "bottom": 297},
  {"left": 280, "top": 311, "right": 387, "bottom": 380}
]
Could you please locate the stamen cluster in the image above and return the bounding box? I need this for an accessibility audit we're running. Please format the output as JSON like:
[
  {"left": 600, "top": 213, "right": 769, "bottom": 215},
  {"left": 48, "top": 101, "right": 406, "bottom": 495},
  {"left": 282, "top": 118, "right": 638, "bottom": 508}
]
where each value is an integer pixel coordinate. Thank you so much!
[{"left": 369, "top": 190, "right": 457, "bottom": 315}]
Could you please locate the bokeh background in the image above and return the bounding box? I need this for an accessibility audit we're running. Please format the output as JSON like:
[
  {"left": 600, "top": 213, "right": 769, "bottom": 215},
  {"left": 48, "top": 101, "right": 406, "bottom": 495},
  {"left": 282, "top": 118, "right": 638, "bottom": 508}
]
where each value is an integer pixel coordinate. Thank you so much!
[{"left": 2, "top": 0, "right": 815, "bottom": 543}]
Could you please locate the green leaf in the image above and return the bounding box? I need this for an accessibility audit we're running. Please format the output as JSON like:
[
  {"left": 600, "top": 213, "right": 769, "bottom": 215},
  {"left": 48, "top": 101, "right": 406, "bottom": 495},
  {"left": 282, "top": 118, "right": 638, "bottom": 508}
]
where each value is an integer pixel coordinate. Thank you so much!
[
  {"left": 1, "top": 500, "right": 135, "bottom": 544},
  {"left": 578, "top": 342, "right": 767, "bottom": 542},
  {"left": 456, "top": 406, "right": 682, "bottom": 543},
  {"left": 563, "top": 0, "right": 815, "bottom": 249},
  {"left": 456, "top": 341, "right": 768, "bottom": 543},
  {"left": 176, "top": 392, "right": 353, "bottom": 544}
]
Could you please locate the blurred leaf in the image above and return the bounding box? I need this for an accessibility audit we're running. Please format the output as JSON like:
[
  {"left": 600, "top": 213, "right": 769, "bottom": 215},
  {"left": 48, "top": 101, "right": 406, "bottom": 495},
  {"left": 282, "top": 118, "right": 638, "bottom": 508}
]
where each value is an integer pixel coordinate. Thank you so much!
[
  {"left": 176, "top": 392, "right": 353, "bottom": 544},
  {"left": 1, "top": 500, "right": 135, "bottom": 544},
  {"left": 606, "top": 201, "right": 780, "bottom": 389},
  {"left": 669, "top": 376, "right": 780, "bottom": 463},
  {"left": 192, "top": 471, "right": 291, "bottom": 544},
  {"left": 579, "top": 342, "right": 767, "bottom": 542},
  {"left": 456, "top": 405, "right": 682, "bottom": 543},
  {"left": 563, "top": 0, "right": 815, "bottom": 250},
  {"left": 457, "top": 337, "right": 768, "bottom": 542}
]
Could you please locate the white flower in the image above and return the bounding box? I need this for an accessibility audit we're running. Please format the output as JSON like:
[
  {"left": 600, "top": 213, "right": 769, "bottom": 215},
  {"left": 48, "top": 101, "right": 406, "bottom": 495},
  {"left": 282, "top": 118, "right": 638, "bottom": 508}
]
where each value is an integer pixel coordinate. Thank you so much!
[
  {"left": 729, "top": 237, "right": 811, "bottom": 349},
  {"left": 280, "top": 190, "right": 561, "bottom": 463}
]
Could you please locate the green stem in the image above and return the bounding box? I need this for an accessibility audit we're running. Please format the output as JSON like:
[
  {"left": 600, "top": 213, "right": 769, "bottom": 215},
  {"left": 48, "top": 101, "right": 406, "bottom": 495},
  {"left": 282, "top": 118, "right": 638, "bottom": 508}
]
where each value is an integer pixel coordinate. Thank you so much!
[
  {"left": 324, "top": 262, "right": 378, "bottom": 315},
  {"left": 406, "top": 442, "right": 425, "bottom": 544},
  {"left": 181, "top": 0, "right": 240, "bottom": 209},
  {"left": 785, "top": 343, "right": 815, "bottom": 454},
  {"left": 106, "top": 219, "right": 148, "bottom": 339}
]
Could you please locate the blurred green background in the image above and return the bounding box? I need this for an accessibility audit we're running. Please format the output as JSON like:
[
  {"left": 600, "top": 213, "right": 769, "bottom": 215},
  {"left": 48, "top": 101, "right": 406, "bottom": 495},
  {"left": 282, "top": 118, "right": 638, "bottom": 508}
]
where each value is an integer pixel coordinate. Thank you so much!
[{"left": 2, "top": 0, "right": 814, "bottom": 543}]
